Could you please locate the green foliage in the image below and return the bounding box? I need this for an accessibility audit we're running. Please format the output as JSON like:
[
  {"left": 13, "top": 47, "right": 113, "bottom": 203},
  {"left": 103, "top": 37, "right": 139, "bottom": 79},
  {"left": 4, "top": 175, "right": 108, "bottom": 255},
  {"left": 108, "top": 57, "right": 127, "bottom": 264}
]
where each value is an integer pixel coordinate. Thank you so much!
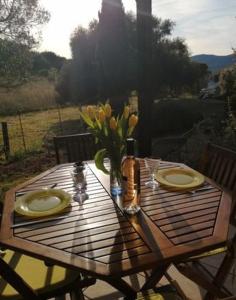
[
  {"left": 0, "top": 39, "right": 32, "bottom": 87},
  {"left": 0, "top": 0, "right": 50, "bottom": 87},
  {"left": 219, "top": 65, "right": 236, "bottom": 97},
  {"left": 94, "top": 149, "right": 109, "bottom": 174},
  {"left": 152, "top": 37, "right": 208, "bottom": 96},
  {"left": 32, "top": 51, "right": 66, "bottom": 75},
  {"left": 220, "top": 61, "right": 236, "bottom": 145},
  {"left": 0, "top": 0, "right": 50, "bottom": 46}
]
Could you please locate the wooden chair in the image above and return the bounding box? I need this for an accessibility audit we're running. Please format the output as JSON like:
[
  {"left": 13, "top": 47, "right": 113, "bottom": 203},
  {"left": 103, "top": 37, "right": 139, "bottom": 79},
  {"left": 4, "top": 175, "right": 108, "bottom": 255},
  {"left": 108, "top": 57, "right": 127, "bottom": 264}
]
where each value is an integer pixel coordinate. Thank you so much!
[
  {"left": 174, "top": 143, "right": 236, "bottom": 300},
  {"left": 0, "top": 205, "right": 96, "bottom": 300},
  {"left": 54, "top": 133, "right": 98, "bottom": 164},
  {"left": 0, "top": 249, "right": 96, "bottom": 299},
  {"left": 198, "top": 142, "right": 236, "bottom": 224},
  {"left": 198, "top": 142, "right": 236, "bottom": 191},
  {"left": 136, "top": 286, "right": 183, "bottom": 299}
]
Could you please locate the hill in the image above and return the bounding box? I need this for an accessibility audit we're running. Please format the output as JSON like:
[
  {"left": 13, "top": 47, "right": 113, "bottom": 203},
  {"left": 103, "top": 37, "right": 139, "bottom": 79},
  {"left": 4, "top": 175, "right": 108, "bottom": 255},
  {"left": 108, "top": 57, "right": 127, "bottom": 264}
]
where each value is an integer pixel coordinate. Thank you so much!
[{"left": 191, "top": 54, "right": 235, "bottom": 73}]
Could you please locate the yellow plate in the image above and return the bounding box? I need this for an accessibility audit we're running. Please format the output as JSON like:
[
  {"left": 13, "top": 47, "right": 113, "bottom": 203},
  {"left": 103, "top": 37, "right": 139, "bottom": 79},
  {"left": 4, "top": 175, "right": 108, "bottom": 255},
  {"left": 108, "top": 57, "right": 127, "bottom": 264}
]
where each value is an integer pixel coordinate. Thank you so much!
[
  {"left": 15, "top": 189, "right": 71, "bottom": 218},
  {"left": 155, "top": 167, "right": 205, "bottom": 189}
]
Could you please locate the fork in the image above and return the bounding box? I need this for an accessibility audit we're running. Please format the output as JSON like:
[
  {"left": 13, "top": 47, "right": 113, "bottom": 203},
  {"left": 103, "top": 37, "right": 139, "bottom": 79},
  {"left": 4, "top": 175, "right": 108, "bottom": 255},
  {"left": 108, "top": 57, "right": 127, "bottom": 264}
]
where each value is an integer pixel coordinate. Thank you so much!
[{"left": 188, "top": 183, "right": 212, "bottom": 194}]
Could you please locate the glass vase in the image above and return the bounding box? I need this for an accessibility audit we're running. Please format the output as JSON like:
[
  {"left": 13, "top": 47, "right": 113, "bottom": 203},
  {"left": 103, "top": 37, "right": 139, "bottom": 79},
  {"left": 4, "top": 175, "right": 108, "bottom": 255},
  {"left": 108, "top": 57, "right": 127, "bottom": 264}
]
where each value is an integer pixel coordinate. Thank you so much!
[{"left": 110, "top": 160, "right": 122, "bottom": 196}]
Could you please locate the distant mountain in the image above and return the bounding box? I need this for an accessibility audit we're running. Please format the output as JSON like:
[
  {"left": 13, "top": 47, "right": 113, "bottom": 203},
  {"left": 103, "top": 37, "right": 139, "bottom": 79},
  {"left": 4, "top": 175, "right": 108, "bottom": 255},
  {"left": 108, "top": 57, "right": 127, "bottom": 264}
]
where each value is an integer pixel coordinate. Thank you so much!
[{"left": 191, "top": 54, "right": 235, "bottom": 73}]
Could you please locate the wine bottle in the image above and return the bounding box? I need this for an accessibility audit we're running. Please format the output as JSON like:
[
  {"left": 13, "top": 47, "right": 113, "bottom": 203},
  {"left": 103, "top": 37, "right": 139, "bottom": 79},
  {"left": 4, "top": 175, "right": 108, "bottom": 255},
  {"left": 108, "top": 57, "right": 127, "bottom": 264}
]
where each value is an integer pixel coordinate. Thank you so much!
[{"left": 121, "top": 138, "right": 140, "bottom": 214}]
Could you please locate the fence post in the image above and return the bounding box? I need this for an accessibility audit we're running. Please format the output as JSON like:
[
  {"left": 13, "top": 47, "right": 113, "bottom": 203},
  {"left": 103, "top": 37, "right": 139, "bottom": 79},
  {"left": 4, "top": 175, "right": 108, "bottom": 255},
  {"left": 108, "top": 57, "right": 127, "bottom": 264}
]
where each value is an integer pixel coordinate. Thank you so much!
[
  {"left": 18, "top": 111, "right": 27, "bottom": 152},
  {"left": 2, "top": 122, "right": 10, "bottom": 160},
  {"left": 57, "top": 105, "right": 63, "bottom": 134}
]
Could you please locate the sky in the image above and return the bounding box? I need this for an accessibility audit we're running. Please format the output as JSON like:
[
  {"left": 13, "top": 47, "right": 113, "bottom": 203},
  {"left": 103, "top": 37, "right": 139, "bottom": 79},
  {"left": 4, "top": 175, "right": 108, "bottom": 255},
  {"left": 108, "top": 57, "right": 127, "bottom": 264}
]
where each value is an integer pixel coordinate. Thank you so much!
[{"left": 39, "top": 0, "right": 236, "bottom": 58}]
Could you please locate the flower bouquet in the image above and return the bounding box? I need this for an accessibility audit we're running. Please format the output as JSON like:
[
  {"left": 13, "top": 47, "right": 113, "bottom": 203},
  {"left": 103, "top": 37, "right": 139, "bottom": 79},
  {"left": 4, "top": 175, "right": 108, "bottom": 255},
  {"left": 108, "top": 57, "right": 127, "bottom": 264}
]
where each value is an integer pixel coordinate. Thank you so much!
[{"left": 79, "top": 103, "right": 138, "bottom": 195}]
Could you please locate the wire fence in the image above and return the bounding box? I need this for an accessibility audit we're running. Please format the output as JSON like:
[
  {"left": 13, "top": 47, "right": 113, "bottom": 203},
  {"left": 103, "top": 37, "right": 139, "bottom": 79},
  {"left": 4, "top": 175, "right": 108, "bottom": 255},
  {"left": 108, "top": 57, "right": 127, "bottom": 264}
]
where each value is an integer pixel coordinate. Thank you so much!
[
  {"left": 0, "top": 97, "right": 139, "bottom": 161},
  {"left": 0, "top": 106, "right": 85, "bottom": 160}
]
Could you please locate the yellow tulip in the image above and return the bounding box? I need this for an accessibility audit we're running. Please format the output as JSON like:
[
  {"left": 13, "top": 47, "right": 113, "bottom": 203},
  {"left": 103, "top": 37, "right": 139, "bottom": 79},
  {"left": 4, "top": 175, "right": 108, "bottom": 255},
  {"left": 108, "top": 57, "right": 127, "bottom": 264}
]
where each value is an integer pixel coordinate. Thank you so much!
[
  {"left": 81, "top": 106, "right": 87, "bottom": 114},
  {"left": 87, "top": 105, "right": 96, "bottom": 119},
  {"left": 128, "top": 114, "right": 138, "bottom": 128},
  {"left": 98, "top": 109, "right": 106, "bottom": 123},
  {"left": 94, "top": 108, "right": 100, "bottom": 119},
  {"left": 104, "top": 103, "right": 112, "bottom": 118},
  {"left": 123, "top": 105, "right": 130, "bottom": 119},
  {"left": 110, "top": 117, "right": 117, "bottom": 130}
]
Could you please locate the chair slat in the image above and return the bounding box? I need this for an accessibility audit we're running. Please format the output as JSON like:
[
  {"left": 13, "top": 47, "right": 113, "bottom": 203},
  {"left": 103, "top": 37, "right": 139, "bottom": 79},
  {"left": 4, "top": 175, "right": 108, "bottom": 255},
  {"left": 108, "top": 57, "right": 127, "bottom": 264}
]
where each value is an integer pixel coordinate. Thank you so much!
[{"left": 54, "top": 133, "right": 98, "bottom": 164}]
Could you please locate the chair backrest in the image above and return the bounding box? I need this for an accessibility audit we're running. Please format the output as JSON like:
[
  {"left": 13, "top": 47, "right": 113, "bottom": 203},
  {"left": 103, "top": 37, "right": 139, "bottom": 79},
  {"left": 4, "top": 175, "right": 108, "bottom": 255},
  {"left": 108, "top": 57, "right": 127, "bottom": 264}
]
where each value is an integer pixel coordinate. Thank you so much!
[
  {"left": 198, "top": 143, "right": 236, "bottom": 191},
  {"left": 54, "top": 133, "right": 98, "bottom": 164},
  {"left": 198, "top": 142, "right": 236, "bottom": 225}
]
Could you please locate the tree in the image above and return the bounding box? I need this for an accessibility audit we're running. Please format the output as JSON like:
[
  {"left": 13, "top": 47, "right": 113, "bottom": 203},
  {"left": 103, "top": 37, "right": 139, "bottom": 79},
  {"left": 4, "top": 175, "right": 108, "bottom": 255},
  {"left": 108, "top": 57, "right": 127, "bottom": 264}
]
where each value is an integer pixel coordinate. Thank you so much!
[
  {"left": 0, "top": 38, "right": 31, "bottom": 87},
  {"left": 57, "top": 1, "right": 207, "bottom": 110},
  {"left": 56, "top": 61, "right": 73, "bottom": 104},
  {"left": 0, "top": 0, "right": 50, "bottom": 87},
  {"left": 152, "top": 38, "right": 208, "bottom": 96},
  {"left": 96, "top": 0, "right": 129, "bottom": 97},
  {"left": 69, "top": 22, "right": 98, "bottom": 103},
  {"left": 0, "top": 0, "right": 50, "bottom": 46},
  {"left": 32, "top": 51, "right": 66, "bottom": 75}
]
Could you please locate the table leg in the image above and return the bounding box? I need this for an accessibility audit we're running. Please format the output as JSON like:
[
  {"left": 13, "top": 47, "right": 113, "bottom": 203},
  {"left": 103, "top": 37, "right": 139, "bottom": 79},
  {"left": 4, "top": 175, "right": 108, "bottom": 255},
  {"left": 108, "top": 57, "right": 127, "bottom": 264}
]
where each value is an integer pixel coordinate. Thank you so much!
[
  {"left": 104, "top": 277, "right": 137, "bottom": 299},
  {"left": 141, "top": 265, "right": 169, "bottom": 291}
]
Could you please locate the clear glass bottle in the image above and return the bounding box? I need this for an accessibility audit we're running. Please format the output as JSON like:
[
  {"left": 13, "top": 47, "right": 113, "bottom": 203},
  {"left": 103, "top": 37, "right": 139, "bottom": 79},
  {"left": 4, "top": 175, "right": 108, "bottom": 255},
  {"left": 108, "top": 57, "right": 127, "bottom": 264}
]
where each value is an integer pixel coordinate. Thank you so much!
[{"left": 121, "top": 138, "right": 140, "bottom": 214}]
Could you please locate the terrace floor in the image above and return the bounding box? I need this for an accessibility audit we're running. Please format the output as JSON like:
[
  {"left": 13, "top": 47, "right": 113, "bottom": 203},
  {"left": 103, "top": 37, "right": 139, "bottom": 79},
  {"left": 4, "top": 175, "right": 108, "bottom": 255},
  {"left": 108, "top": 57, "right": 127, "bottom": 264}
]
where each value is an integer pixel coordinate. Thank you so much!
[{"left": 54, "top": 225, "right": 236, "bottom": 300}]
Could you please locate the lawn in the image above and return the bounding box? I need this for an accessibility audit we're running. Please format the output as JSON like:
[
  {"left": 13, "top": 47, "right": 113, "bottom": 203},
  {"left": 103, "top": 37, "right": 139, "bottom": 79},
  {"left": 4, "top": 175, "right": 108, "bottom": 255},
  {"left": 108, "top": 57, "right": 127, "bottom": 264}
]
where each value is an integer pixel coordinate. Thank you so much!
[{"left": 0, "top": 106, "right": 84, "bottom": 157}]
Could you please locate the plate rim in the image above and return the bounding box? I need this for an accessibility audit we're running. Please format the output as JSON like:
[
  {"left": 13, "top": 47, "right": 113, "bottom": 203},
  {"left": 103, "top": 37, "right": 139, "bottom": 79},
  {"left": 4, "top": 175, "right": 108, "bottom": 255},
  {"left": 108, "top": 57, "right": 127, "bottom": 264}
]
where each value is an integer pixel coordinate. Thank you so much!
[
  {"left": 15, "top": 189, "right": 71, "bottom": 217},
  {"left": 155, "top": 167, "right": 205, "bottom": 189}
]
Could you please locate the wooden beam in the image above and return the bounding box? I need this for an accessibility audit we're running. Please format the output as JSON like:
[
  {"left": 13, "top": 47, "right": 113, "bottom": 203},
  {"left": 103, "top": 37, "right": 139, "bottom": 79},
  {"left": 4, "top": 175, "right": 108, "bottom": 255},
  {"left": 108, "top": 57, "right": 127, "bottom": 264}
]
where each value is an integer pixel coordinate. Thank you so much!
[{"left": 136, "top": 0, "right": 153, "bottom": 157}]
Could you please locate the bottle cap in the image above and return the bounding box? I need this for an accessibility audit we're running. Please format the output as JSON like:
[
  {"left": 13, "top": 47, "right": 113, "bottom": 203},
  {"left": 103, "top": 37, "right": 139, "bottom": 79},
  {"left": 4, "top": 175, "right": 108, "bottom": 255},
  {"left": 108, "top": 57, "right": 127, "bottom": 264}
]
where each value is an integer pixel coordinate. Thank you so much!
[{"left": 126, "top": 138, "right": 135, "bottom": 156}]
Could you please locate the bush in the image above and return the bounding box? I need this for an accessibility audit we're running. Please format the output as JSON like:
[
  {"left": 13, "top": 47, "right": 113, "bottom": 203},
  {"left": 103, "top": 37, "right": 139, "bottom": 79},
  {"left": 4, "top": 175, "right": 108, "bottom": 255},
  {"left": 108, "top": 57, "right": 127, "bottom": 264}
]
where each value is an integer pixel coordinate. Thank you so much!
[{"left": 151, "top": 99, "right": 203, "bottom": 136}]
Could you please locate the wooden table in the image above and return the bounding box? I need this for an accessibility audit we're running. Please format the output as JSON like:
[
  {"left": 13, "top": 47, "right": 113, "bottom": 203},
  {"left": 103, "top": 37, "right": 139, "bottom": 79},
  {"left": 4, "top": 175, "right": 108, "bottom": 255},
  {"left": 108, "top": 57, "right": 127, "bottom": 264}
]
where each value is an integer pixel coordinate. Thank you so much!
[{"left": 0, "top": 160, "right": 232, "bottom": 299}]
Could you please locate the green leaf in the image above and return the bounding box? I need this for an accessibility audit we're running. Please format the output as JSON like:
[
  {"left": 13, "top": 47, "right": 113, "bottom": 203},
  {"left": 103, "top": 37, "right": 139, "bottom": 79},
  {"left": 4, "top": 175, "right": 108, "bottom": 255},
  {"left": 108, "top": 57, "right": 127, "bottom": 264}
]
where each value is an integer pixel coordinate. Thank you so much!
[
  {"left": 78, "top": 111, "right": 94, "bottom": 128},
  {"left": 94, "top": 149, "right": 109, "bottom": 174}
]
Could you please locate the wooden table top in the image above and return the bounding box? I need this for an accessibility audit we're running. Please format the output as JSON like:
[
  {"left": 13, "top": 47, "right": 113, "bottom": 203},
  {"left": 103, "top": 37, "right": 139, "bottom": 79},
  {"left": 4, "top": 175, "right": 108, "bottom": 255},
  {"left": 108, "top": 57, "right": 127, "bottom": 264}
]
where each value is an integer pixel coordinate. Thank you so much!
[{"left": 0, "top": 160, "right": 232, "bottom": 279}]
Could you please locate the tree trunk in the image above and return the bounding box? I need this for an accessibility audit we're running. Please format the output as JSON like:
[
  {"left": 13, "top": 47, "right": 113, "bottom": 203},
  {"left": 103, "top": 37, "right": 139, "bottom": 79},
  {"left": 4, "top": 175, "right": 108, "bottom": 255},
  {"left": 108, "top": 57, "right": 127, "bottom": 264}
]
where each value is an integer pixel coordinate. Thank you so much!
[{"left": 136, "top": 0, "right": 153, "bottom": 157}]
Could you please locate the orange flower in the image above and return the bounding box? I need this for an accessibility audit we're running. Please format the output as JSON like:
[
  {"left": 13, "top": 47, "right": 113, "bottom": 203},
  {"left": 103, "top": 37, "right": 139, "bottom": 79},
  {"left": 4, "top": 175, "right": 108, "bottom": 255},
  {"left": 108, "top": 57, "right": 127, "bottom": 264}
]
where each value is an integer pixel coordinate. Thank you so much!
[
  {"left": 104, "top": 103, "right": 112, "bottom": 118},
  {"left": 98, "top": 109, "right": 105, "bottom": 123},
  {"left": 128, "top": 114, "right": 138, "bottom": 128},
  {"left": 86, "top": 105, "right": 95, "bottom": 119},
  {"left": 109, "top": 117, "right": 117, "bottom": 130}
]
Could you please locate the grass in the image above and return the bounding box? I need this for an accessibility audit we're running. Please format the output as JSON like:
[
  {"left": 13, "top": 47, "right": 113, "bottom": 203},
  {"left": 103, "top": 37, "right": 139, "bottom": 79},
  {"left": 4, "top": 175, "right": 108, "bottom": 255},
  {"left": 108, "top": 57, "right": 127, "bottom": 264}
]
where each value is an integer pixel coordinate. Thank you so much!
[
  {"left": 0, "top": 105, "right": 84, "bottom": 201},
  {"left": 0, "top": 151, "right": 56, "bottom": 203},
  {"left": 0, "top": 106, "right": 84, "bottom": 157},
  {"left": 0, "top": 78, "right": 58, "bottom": 116}
]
